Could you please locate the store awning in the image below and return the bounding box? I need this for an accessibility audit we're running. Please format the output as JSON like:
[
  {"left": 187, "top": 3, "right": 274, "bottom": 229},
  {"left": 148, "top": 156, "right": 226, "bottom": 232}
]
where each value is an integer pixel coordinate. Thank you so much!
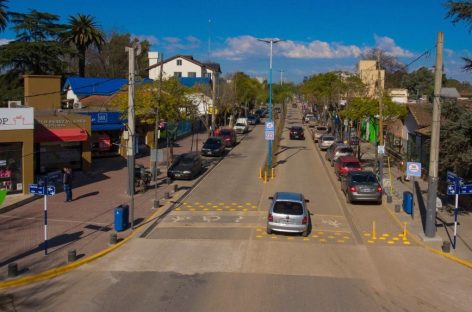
[
  {"left": 34, "top": 128, "right": 88, "bottom": 142},
  {"left": 92, "top": 123, "right": 125, "bottom": 132}
]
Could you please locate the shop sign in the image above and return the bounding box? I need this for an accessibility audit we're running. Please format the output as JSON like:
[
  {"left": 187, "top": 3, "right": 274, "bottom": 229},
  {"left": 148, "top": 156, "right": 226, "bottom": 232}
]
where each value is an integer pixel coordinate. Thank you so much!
[
  {"left": 0, "top": 108, "right": 34, "bottom": 130},
  {"left": 35, "top": 118, "right": 87, "bottom": 128}
]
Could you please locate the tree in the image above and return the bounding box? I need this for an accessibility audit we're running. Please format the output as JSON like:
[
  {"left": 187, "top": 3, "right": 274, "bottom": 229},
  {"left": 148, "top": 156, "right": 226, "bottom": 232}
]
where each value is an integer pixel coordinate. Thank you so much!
[
  {"left": 62, "top": 14, "right": 105, "bottom": 77},
  {"left": 445, "top": 1, "right": 472, "bottom": 71},
  {"left": 401, "top": 67, "right": 435, "bottom": 100},
  {"left": 84, "top": 32, "right": 150, "bottom": 78},
  {"left": 0, "top": 0, "right": 8, "bottom": 32}
]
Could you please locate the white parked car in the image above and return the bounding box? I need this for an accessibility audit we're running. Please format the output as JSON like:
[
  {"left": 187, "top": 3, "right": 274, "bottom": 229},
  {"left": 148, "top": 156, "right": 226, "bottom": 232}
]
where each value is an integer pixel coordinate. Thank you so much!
[{"left": 233, "top": 118, "right": 248, "bottom": 134}]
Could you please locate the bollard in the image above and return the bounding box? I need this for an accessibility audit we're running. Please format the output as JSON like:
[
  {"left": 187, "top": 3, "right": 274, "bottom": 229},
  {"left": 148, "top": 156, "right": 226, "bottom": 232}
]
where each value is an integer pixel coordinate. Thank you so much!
[
  {"left": 68, "top": 249, "right": 77, "bottom": 263},
  {"left": 110, "top": 233, "right": 118, "bottom": 245},
  {"left": 165, "top": 191, "right": 171, "bottom": 199},
  {"left": 403, "top": 222, "right": 407, "bottom": 241},
  {"left": 153, "top": 199, "right": 160, "bottom": 209},
  {"left": 395, "top": 204, "right": 401, "bottom": 213},
  {"left": 264, "top": 171, "right": 267, "bottom": 183},
  {"left": 271, "top": 168, "right": 275, "bottom": 179},
  {"left": 7, "top": 263, "right": 18, "bottom": 278},
  {"left": 442, "top": 241, "right": 451, "bottom": 253},
  {"left": 372, "top": 221, "right": 377, "bottom": 240},
  {"left": 258, "top": 168, "right": 262, "bottom": 179},
  {"left": 387, "top": 195, "right": 392, "bottom": 203},
  {"left": 173, "top": 184, "right": 178, "bottom": 193}
]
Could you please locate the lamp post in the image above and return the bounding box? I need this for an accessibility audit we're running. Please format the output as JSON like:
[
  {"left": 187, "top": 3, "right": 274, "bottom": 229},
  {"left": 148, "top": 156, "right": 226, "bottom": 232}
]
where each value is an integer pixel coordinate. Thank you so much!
[{"left": 258, "top": 38, "right": 283, "bottom": 171}]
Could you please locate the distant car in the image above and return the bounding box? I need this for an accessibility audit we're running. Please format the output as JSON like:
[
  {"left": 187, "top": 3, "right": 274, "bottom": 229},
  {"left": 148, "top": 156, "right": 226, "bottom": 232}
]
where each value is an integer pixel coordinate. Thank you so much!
[
  {"left": 233, "top": 122, "right": 248, "bottom": 134},
  {"left": 247, "top": 115, "right": 260, "bottom": 125},
  {"left": 318, "top": 134, "right": 336, "bottom": 150},
  {"left": 341, "top": 171, "right": 383, "bottom": 205},
  {"left": 289, "top": 126, "right": 305, "bottom": 140},
  {"left": 255, "top": 109, "right": 265, "bottom": 118},
  {"left": 349, "top": 135, "right": 360, "bottom": 146},
  {"left": 325, "top": 143, "right": 354, "bottom": 166},
  {"left": 218, "top": 128, "right": 237, "bottom": 147},
  {"left": 313, "top": 125, "right": 328, "bottom": 142},
  {"left": 334, "top": 155, "right": 362, "bottom": 180},
  {"left": 266, "top": 192, "right": 310, "bottom": 237},
  {"left": 167, "top": 152, "right": 203, "bottom": 180},
  {"left": 201, "top": 137, "right": 225, "bottom": 157}
]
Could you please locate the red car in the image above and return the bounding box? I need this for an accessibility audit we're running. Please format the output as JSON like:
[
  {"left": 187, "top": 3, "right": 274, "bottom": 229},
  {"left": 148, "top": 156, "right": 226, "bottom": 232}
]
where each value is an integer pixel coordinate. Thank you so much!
[
  {"left": 218, "top": 128, "right": 237, "bottom": 147},
  {"left": 334, "top": 156, "right": 362, "bottom": 180}
]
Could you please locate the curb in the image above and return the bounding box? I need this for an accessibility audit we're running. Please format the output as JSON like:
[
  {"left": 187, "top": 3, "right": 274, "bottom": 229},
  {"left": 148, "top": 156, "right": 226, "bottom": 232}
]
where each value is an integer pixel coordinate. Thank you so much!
[{"left": 0, "top": 199, "right": 167, "bottom": 290}]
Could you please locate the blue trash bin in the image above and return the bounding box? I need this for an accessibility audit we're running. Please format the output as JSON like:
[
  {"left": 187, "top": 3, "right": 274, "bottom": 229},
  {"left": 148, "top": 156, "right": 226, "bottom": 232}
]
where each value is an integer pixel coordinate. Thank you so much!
[
  {"left": 403, "top": 191, "right": 413, "bottom": 215},
  {"left": 114, "top": 205, "right": 129, "bottom": 232}
]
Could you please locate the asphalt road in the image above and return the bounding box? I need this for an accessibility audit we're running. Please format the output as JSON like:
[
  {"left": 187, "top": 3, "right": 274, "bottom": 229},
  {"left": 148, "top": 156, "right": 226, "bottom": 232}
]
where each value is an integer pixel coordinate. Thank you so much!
[{"left": 1, "top": 107, "right": 471, "bottom": 312}]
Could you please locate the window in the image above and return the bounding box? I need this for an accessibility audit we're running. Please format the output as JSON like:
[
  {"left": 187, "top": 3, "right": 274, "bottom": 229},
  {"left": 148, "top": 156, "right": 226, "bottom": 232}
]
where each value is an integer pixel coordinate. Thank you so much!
[
  {"left": 273, "top": 201, "right": 304, "bottom": 215},
  {"left": 174, "top": 72, "right": 182, "bottom": 78},
  {"left": 188, "top": 72, "right": 196, "bottom": 78},
  {"left": 176, "top": 59, "right": 182, "bottom": 66}
]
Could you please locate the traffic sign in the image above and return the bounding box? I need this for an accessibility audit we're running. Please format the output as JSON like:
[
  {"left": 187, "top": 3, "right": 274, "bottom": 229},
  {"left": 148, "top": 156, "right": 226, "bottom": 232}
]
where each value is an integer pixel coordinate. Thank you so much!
[
  {"left": 265, "top": 130, "right": 275, "bottom": 141},
  {"left": 377, "top": 145, "right": 385, "bottom": 155},
  {"left": 447, "top": 183, "right": 459, "bottom": 195},
  {"left": 406, "top": 162, "right": 422, "bottom": 177},
  {"left": 46, "top": 186, "right": 56, "bottom": 196},
  {"left": 459, "top": 184, "right": 472, "bottom": 195},
  {"left": 265, "top": 121, "right": 274, "bottom": 131},
  {"left": 29, "top": 184, "right": 45, "bottom": 195},
  {"left": 447, "top": 171, "right": 464, "bottom": 184}
]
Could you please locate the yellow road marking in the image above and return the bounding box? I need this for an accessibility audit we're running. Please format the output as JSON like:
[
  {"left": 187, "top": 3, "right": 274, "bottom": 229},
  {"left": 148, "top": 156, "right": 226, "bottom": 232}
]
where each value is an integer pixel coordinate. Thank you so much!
[
  {"left": 219, "top": 203, "right": 225, "bottom": 205},
  {"left": 387, "top": 241, "right": 395, "bottom": 244},
  {"left": 189, "top": 208, "right": 196, "bottom": 211},
  {"left": 230, "top": 209, "right": 236, "bottom": 211},
  {"left": 287, "top": 237, "right": 295, "bottom": 240},
  {"left": 403, "top": 241, "right": 411, "bottom": 245},
  {"left": 337, "top": 240, "right": 345, "bottom": 243},
  {"left": 175, "top": 208, "right": 181, "bottom": 211},
  {"left": 328, "top": 235, "right": 335, "bottom": 239},
  {"left": 217, "top": 208, "right": 223, "bottom": 211},
  {"left": 379, "top": 237, "right": 386, "bottom": 240},
  {"left": 203, "top": 208, "right": 209, "bottom": 211},
  {"left": 232, "top": 203, "right": 237, "bottom": 205},
  {"left": 242, "top": 209, "right": 248, "bottom": 212},
  {"left": 212, "top": 205, "right": 218, "bottom": 208},
  {"left": 252, "top": 205, "right": 257, "bottom": 209},
  {"left": 312, "top": 235, "right": 319, "bottom": 238},
  {"left": 382, "top": 234, "right": 389, "bottom": 237},
  {"left": 363, "top": 233, "right": 371, "bottom": 237},
  {"left": 317, "top": 231, "right": 324, "bottom": 235},
  {"left": 256, "top": 235, "right": 263, "bottom": 238},
  {"left": 207, "top": 202, "right": 212, "bottom": 205},
  {"left": 368, "top": 240, "right": 375, "bottom": 244},
  {"left": 245, "top": 202, "right": 251, "bottom": 205},
  {"left": 392, "top": 237, "right": 399, "bottom": 241},
  {"left": 303, "top": 238, "right": 310, "bottom": 241},
  {"left": 343, "top": 236, "right": 350, "bottom": 239},
  {"left": 256, "top": 228, "right": 262, "bottom": 232},
  {"left": 271, "top": 236, "right": 278, "bottom": 239},
  {"left": 319, "top": 239, "right": 327, "bottom": 242}
]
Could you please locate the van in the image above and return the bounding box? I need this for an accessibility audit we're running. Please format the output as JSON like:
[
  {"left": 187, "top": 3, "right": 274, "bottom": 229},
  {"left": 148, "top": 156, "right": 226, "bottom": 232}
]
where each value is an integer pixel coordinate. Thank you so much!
[{"left": 233, "top": 118, "right": 248, "bottom": 133}]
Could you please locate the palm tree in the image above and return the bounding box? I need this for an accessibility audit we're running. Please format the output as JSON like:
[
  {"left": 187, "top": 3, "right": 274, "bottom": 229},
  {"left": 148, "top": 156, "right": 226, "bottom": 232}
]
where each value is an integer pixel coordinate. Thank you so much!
[
  {"left": 63, "top": 14, "right": 105, "bottom": 77},
  {"left": 0, "top": 0, "right": 9, "bottom": 32}
]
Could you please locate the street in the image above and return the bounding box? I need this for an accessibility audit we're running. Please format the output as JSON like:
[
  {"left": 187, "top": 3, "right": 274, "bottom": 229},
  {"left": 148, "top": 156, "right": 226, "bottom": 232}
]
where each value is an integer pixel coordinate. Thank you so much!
[{"left": 1, "top": 106, "right": 471, "bottom": 312}]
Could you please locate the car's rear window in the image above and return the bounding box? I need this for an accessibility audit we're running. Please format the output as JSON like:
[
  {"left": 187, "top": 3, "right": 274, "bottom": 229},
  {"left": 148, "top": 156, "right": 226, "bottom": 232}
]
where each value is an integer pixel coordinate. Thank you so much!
[
  {"left": 220, "top": 130, "right": 231, "bottom": 135},
  {"left": 344, "top": 162, "right": 361, "bottom": 168},
  {"left": 338, "top": 147, "right": 353, "bottom": 153},
  {"left": 323, "top": 136, "right": 335, "bottom": 141},
  {"left": 352, "top": 174, "right": 377, "bottom": 183},
  {"left": 273, "top": 201, "right": 304, "bottom": 215}
]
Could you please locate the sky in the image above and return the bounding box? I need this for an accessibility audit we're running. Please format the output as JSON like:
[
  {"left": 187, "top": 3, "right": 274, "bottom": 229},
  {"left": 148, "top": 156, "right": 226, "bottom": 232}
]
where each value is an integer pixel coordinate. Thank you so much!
[{"left": 2, "top": 0, "right": 472, "bottom": 83}]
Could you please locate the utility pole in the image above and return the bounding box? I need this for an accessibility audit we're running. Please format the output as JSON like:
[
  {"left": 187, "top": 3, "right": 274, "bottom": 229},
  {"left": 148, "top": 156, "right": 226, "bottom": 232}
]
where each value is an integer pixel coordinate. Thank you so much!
[
  {"left": 211, "top": 71, "right": 217, "bottom": 135},
  {"left": 426, "top": 32, "right": 444, "bottom": 238},
  {"left": 151, "top": 52, "right": 163, "bottom": 208},
  {"left": 377, "top": 51, "right": 384, "bottom": 188},
  {"left": 125, "top": 42, "right": 140, "bottom": 229}
]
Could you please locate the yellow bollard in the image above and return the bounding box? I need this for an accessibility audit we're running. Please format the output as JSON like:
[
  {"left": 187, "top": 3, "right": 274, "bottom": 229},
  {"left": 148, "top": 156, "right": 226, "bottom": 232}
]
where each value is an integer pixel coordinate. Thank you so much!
[
  {"left": 271, "top": 167, "right": 275, "bottom": 179},
  {"left": 372, "top": 221, "right": 377, "bottom": 240},
  {"left": 264, "top": 171, "right": 268, "bottom": 183},
  {"left": 258, "top": 168, "right": 262, "bottom": 179},
  {"left": 403, "top": 222, "right": 407, "bottom": 241}
]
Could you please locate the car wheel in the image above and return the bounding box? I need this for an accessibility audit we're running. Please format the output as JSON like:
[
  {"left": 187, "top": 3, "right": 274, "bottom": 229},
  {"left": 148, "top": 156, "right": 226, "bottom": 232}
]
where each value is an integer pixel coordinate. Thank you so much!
[
  {"left": 377, "top": 200, "right": 383, "bottom": 205},
  {"left": 302, "top": 229, "right": 309, "bottom": 237},
  {"left": 267, "top": 228, "right": 273, "bottom": 235}
]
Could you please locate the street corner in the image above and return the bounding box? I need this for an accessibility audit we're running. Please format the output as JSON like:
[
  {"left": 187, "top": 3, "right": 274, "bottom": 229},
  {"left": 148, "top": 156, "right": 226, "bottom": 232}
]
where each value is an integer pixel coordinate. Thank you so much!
[{"left": 174, "top": 201, "right": 258, "bottom": 212}]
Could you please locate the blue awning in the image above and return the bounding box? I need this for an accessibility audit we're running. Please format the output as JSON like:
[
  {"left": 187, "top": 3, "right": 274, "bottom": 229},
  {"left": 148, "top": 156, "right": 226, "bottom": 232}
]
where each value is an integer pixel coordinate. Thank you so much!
[{"left": 92, "top": 124, "right": 125, "bottom": 131}]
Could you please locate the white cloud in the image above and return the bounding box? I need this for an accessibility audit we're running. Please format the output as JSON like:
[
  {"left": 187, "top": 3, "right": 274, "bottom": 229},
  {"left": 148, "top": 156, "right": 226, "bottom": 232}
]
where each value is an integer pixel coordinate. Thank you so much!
[
  {"left": 0, "top": 38, "right": 13, "bottom": 46},
  {"left": 374, "top": 35, "right": 413, "bottom": 57},
  {"left": 445, "top": 48, "right": 455, "bottom": 57},
  {"left": 212, "top": 35, "right": 363, "bottom": 60},
  {"left": 162, "top": 36, "right": 201, "bottom": 51},
  {"left": 132, "top": 34, "right": 159, "bottom": 45}
]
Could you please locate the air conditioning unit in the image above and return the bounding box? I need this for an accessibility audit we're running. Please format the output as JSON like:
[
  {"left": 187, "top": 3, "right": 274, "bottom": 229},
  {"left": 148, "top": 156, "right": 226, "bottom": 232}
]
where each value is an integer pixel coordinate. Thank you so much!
[
  {"left": 73, "top": 102, "right": 82, "bottom": 109},
  {"left": 8, "top": 101, "right": 22, "bottom": 108}
]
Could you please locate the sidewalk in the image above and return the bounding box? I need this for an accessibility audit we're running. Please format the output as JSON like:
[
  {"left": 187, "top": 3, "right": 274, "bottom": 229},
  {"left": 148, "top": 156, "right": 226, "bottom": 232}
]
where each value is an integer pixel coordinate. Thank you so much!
[
  {"left": 0, "top": 131, "right": 208, "bottom": 280},
  {"left": 359, "top": 142, "right": 472, "bottom": 263}
]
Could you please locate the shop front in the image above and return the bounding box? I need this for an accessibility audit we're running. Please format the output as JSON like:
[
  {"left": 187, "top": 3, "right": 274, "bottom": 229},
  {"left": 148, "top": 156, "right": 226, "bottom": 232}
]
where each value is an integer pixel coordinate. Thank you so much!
[
  {"left": 79, "top": 112, "right": 125, "bottom": 157},
  {"left": 34, "top": 114, "right": 91, "bottom": 173},
  {"left": 0, "top": 108, "right": 34, "bottom": 195}
]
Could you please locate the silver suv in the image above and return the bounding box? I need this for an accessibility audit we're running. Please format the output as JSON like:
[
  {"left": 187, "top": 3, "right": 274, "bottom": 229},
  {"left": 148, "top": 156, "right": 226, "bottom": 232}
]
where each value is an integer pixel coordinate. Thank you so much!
[{"left": 266, "top": 192, "right": 310, "bottom": 237}]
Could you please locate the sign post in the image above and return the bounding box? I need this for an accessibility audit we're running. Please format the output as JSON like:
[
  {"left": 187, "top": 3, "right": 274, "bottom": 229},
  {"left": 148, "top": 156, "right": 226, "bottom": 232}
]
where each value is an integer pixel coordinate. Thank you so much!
[
  {"left": 446, "top": 171, "right": 471, "bottom": 249},
  {"left": 265, "top": 121, "right": 275, "bottom": 170},
  {"left": 406, "top": 162, "right": 422, "bottom": 219},
  {"left": 29, "top": 177, "right": 56, "bottom": 255}
]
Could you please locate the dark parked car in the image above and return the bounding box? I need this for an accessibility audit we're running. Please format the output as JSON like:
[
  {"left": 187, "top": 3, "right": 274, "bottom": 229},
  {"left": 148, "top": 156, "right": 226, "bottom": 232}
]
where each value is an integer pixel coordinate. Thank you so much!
[
  {"left": 341, "top": 171, "right": 383, "bottom": 205},
  {"left": 167, "top": 152, "right": 203, "bottom": 180},
  {"left": 218, "top": 128, "right": 237, "bottom": 147},
  {"left": 247, "top": 114, "right": 260, "bottom": 125},
  {"left": 201, "top": 137, "right": 225, "bottom": 157},
  {"left": 289, "top": 126, "right": 305, "bottom": 140}
]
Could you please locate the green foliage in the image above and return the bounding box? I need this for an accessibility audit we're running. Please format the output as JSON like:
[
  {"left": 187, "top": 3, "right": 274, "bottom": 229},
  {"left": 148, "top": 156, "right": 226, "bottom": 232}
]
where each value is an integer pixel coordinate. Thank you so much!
[
  {"left": 232, "top": 72, "right": 264, "bottom": 111},
  {"left": 0, "top": 0, "right": 8, "bottom": 32},
  {"left": 339, "top": 96, "right": 407, "bottom": 122},
  {"left": 444, "top": 78, "right": 472, "bottom": 93},
  {"left": 8, "top": 10, "right": 66, "bottom": 42},
  {"left": 445, "top": 0, "right": 472, "bottom": 32},
  {"left": 439, "top": 101, "right": 472, "bottom": 178},
  {"left": 111, "top": 78, "right": 190, "bottom": 125},
  {"left": 401, "top": 67, "right": 435, "bottom": 100},
  {"left": 272, "top": 83, "right": 297, "bottom": 105},
  {"left": 462, "top": 56, "right": 472, "bottom": 72}
]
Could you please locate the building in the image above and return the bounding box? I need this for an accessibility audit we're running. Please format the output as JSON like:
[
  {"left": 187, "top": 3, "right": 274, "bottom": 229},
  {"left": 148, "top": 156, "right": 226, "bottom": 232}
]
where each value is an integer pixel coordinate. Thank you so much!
[
  {"left": 148, "top": 54, "right": 221, "bottom": 80},
  {"left": 389, "top": 88, "right": 408, "bottom": 104},
  {"left": 357, "top": 60, "right": 384, "bottom": 97}
]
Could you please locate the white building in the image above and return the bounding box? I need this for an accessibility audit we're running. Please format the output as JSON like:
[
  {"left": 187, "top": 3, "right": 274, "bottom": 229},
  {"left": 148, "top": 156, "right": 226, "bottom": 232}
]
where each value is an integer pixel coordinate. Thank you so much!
[
  {"left": 148, "top": 53, "right": 221, "bottom": 80},
  {"left": 389, "top": 88, "right": 408, "bottom": 104}
]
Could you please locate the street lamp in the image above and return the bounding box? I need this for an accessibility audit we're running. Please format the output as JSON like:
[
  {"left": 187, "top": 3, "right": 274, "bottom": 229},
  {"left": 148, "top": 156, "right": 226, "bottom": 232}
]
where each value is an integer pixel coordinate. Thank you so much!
[{"left": 257, "top": 38, "right": 284, "bottom": 171}]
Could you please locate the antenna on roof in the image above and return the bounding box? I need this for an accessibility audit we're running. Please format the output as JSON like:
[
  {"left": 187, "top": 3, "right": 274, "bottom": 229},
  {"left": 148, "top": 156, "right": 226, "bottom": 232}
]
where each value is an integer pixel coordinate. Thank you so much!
[{"left": 208, "top": 18, "right": 211, "bottom": 61}]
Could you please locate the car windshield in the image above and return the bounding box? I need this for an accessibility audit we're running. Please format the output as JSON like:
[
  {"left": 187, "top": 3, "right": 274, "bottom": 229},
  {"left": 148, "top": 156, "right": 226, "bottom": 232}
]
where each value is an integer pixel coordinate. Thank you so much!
[
  {"left": 351, "top": 174, "right": 377, "bottom": 183},
  {"left": 338, "top": 147, "right": 353, "bottom": 153},
  {"left": 180, "top": 157, "right": 195, "bottom": 165},
  {"left": 323, "top": 136, "right": 335, "bottom": 141},
  {"left": 235, "top": 123, "right": 245, "bottom": 127},
  {"left": 345, "top": 162, "right": 361, "bottom": 168},
  {"left": 273, "top": 201, "right": 304, "bottom": 215}
]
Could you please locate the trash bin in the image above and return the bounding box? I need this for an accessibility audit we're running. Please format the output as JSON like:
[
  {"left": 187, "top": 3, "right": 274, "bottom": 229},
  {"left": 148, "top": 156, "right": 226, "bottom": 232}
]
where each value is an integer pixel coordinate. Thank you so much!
[
  {"left": 403, "top": 191, "right": 413, "bottom": 215},
  {"left": 114, "top": 205, "right": 129, "bottom": 232}
]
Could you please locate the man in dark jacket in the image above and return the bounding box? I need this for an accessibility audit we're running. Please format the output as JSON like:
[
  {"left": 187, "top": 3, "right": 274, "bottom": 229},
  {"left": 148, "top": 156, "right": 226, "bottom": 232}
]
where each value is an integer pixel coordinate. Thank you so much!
[{"left": 63, "top": 167, "right": 73, "bottom": 202}]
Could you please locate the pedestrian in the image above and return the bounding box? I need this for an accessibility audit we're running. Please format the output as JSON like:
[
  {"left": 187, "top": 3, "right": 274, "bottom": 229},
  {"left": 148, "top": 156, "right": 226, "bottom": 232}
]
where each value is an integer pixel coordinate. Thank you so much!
[{"left": 63, "top": 167, "right": 73, "bottom": 202}]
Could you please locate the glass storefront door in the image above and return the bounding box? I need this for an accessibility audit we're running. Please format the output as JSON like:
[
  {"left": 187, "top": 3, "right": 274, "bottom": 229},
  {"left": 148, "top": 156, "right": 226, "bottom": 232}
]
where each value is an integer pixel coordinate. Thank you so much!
[
  {"left": 37, "top": 142, "right": 82, "bottom": 173},
  {"left": 0, "top": 142, "right": 23, "bottom": 194}
]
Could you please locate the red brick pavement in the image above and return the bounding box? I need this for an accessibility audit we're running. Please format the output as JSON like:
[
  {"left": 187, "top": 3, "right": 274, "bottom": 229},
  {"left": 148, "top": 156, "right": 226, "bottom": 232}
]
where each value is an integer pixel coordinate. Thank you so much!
[{"left": 0, "top": 132, "right": 207, "bottom": 280}]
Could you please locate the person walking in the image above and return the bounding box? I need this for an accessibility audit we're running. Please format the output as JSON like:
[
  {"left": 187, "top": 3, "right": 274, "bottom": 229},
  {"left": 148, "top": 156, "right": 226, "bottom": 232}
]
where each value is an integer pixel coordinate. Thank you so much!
[{"left": 63, "top": 167, "right": 73, "bottom": 202}]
